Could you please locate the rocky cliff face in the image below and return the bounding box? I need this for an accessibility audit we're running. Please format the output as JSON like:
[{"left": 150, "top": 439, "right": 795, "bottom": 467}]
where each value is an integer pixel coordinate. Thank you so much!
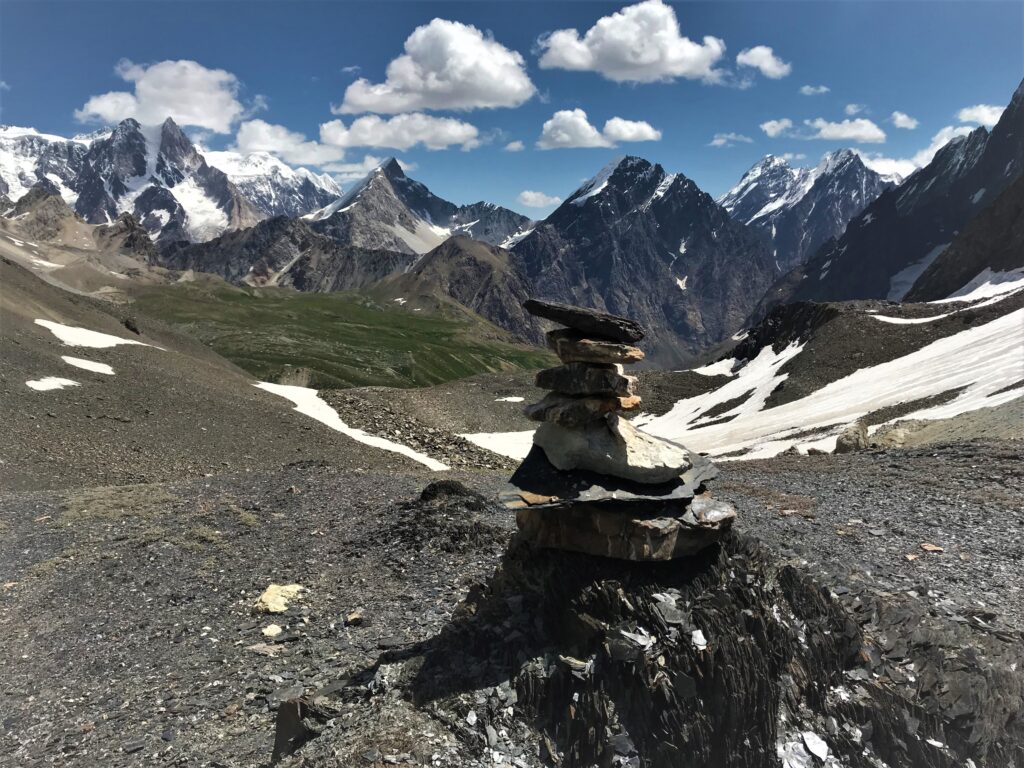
[
  {"left": 720, "top": 150, "right": 894, "bottom": 272},
  {"left": 768, "top": 78, "right": 1024, "bottom": 308},
  {"left": 158, "top": 215, "right": 415, "bottom": 292},
  {"left": 510, "top": 157, "right": 779, "bottom": 366},
  {"left": 905, "top": 169, "right": 1024, "bottom": 301},
  {"left": 306, "top": 158, "right": 530, "bottom": 253}
]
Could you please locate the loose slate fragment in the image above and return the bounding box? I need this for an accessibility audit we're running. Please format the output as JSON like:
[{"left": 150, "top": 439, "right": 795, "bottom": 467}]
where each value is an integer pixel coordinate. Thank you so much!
[
  {"left": 523, "top": 298, "right": 644, "bottom": 342},
  {"left": 547, "top": 329, "right": 644, "bottom": 365}
]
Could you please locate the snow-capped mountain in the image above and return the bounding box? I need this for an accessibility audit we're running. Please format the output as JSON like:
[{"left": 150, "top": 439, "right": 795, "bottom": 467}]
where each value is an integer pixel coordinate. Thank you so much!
[
  {"left": 766, "top": 77, "right": 1024, "bottom": 308},
  {"left": 719, "top": 150, "right": 894, "bottom": 271},
  {"left": 0, "top": 119, "right": 343, "bottom": 243},
  {"left": 0, "top": 126, "right": 90, "bottom": 205},
  {"left": 305, "top": 158, "right": 530, "bottom": 253},
  {"left": 72, "top": 117, "right": 263, "bottom": 243},
  {"left": 510, "top": 156, "right": 780, "bottom": 364},
  {"left": 200, "top": 150, "right": 341, "bottom": 218}
]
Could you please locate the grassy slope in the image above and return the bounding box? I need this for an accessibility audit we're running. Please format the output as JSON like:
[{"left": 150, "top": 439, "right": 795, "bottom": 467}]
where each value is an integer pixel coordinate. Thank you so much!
[{"left": 131, "top": 279, "right": 554, "bottom": 389}]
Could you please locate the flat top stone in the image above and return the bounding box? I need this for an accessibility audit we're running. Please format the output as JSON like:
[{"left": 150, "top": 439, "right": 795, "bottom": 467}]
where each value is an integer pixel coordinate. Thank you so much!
[{"left": 524, "top": 299, "right": 645, "bottom": 343}]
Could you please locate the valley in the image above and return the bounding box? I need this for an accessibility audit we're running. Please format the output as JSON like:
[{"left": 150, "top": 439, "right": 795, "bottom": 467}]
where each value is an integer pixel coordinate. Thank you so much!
[{"left": 0, "top": 10, "right": 1022, "bottom": 765}]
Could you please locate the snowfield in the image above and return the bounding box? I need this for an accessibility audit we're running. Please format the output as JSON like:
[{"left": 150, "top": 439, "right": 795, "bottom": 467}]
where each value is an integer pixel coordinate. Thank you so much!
[
  {"left": 465, "top": 307, "right": 1024, "bottom": 462},
  {"left": 643, "top": 307, "right": 1024, "bottom": 459},
  {"left": 255, "top": 383, "right": 450, "bottom": 471}
]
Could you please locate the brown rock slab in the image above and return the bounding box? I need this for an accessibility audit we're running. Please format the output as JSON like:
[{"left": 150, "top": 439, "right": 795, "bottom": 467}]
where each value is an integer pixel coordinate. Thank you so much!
[
  {"left": 523, "top": 298, "right": 645, "bottom": 342},
  {"left": 534, "top": 414, "right": 691, "bottom": 484},
  {"left": 535, "top": 362, "right": 637, "bottom": 397},
  {"left": 547, "top": 329, "right": 644, "bottom": 365},
  {"left": 524, "top": 392, "right": 641, "bottom": 426},
  {"left": 515, "top": 493, "right": 736, "bottom": 560}
]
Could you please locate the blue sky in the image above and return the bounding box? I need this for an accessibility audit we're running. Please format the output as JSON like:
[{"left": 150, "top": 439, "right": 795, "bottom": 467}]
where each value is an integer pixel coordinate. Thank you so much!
[{"left": 1, "top": 1, "right": 1021, "bottom": 213}]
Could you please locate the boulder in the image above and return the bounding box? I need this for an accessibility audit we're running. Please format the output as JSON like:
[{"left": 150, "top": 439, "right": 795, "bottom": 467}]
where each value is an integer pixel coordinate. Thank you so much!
[
  {"left": 534, "top": 414, "right": 691, "bottom": 484},
  {"left": 547, "top": 330, "right": 644, "bottom": 365},
  {"left": 523, "top": 299, "right": 645, "bottom": 342},
  {"left": 535, "top": 362, "right": 637, "bottom": 397},
  {"left": 515, "top": 492, "right": 736, "bottom": 560},
  {"left": 524, "top": 392, "right": 641, "bottom": 426},
  {"left": 834, "top": 421, "right": 869, "bottom": 453}
]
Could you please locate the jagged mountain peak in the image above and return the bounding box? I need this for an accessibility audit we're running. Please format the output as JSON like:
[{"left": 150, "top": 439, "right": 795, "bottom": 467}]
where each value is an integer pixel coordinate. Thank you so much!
[
  {"left": 377, "top": 156, "right": 404, "bottom": 178},
  {"left": 720, "top": 146, "right": 894, "bottom": 270}
]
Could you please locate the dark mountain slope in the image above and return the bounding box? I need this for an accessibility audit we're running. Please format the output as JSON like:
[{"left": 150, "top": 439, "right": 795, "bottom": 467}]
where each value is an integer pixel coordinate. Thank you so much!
[
  {"left": 905, "top": 172, "right": 1024, "bottom": 301},
  {"left": 158, "top": 216, "right": 415, "bottom": 292},
  {"left": 769, "top": 78, "right": 1023, "bottom": 308},
  {"left": 511, "top": 156, "right": 780, "bottom": 365}
]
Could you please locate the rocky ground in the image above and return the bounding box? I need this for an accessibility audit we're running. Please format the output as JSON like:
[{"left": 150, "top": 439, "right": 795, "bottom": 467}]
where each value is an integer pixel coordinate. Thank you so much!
[{"left": 1, "top": 440, "right": 1021, "bottom": 766}]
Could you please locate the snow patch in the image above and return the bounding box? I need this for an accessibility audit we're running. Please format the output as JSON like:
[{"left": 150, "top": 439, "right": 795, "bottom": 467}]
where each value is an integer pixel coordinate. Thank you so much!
[
  {"left": 691, "top": 358, "right": 737, "bottom": 377},
  {"left": 871, "top": 312, "right": 953, "bottom": 325},
  {"left": 171, "top": 177, "right": 229, "bottom": 242},
  {"left": 35, "top": 319, "right": 155, "bottom": 349},
  {"left": 886, "top": 243, "right": 949, "bottom": 301},
  {"left": 26, "top": 377, "right": 79, "bottom": 391},
  {"left": 932, "top": 266, "right": 1024, "bottom": 304},
  {"left": 61, "top": 356, "right": 115, "bottom": 375},
  {"left": 675, "top": 276, "right": 688, "bottom": 291},
  {"left": 256, "top": 382, "right": 449, "bottom": 471},
  {"left": 459, "top": 430, "right": 535, "bottom": 461},
  {"left": 494, "top": 396, "right": 524, "bottom": 403},
  {"left": 971, "top": 188, "right": 986, "bottom": 204}
]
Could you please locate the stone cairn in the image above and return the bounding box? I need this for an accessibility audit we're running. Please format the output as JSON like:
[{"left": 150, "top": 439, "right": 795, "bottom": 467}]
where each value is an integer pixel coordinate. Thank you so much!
[{"left": 501, "top": 299, "right": 737, "bottom": 560}]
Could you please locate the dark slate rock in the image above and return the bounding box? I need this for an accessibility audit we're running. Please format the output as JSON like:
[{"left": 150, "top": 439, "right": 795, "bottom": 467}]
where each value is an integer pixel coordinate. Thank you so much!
[
  {"left": 524, "top": 298, "right": 645, "bottom": 342},
  {"left": 500, "top": 445, "right": 718, "bottom": 515}
]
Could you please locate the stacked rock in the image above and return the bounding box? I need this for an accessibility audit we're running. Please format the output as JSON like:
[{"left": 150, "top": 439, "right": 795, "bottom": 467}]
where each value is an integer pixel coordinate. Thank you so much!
[{"left": 502, "top": 299, "right": 736, "bottom": 561}]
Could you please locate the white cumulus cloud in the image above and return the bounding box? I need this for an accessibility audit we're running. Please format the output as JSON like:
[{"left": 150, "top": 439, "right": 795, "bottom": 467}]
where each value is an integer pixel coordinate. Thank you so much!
[
  {"left": 337, "top": 19, "right": 534, "bottom": 114},
  {"left": 321, "top": 113, "right": 480, "bottom": 151},
  {"left": 804, "top": 117, "right": 886, "bottom": 143},
  {"left": 844, "top": 103, "right": 865, "bottom": 116},
  {"left": 957, "top": 104, "right": 1004, "bottom": 127},
  {"left": 536, "top": 109, "right": 661, "bottom": 149},
  {"left": 709, "top": 132, "right": 753, "bottom": 147},
  {"left": 233, "top": 120, "right": 345, "bottom": 166},
  {"left": 759, "top": 118, "right": 793, "bottom": 138},
  {"left": 75, "top": 59, "right": 258, "bottom": 133},
  {"left": 799, "top": 84, "right": 829, "bottom": 96},
  {"left": 891, "top": 111, "right": 918, "bottom": 130},
  {"left": 537, "top": 0, "right": 726, "bottom": 84},
  {"left": 736, "top": 46, "right": 791, "bottom": 79},
  {"left": 504, "top": 140, "right": 525, "bottom": 152},
  {"left": 602, "top": 117, "right": 662, "bottom": 142},
  {"left": 518, "top": 190, "right": 563, "bottom": 207},
  {"left": 537, "top": 109, "right": 612, "bottom": 149}
]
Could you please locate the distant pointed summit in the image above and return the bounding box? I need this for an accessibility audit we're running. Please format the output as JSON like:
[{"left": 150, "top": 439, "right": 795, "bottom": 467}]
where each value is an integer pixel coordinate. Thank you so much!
[{"left": 720, "top": 148, "right": 894, "bottom": 270}]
